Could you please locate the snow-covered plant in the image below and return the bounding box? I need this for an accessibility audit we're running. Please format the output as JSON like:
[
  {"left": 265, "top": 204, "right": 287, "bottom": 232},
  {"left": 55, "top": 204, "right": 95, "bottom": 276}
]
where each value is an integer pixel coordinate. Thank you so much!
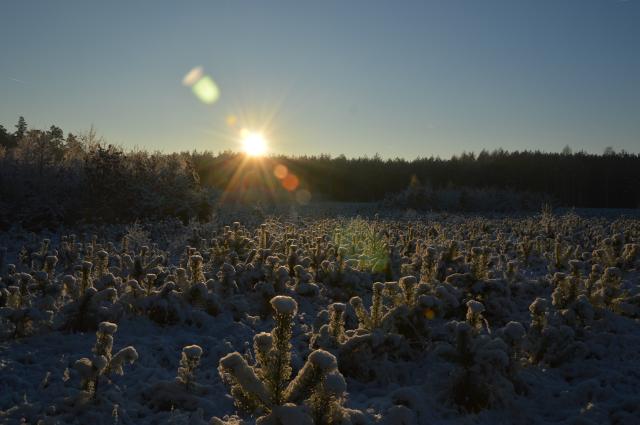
[
  {"left": 287, "top": 244, "right": 299, "bottom": 276},
  {"left": 215, "top": 263, "right": 239, "bottom": 297},
  {"left": 176, "top": 344, "right": 203, "bottom": 392},
  {"left": 517, "top": 237, "right": 535, "bottom": 266},
  {"left": 262, "top": 256, "right": 289, "bottom": 294},
  {"left": 0, "top": 304, "right": 53, "bottom": 339},
  {"left": 58, "top": 286, "right": 118, "bottom": 332},
  {"left": 62, "top": 274, "right": 81, "bottom": 300},
  {"left": 143, "top": 273, "right": 157, "bottom": 295},
  {"left": 79, "top": 261, "right": 93, "bottom": 293},
  {"left": 497, "top": 321, "right": 526, "bottom": 380},
  {"left": 30, "top": 238, "right": 51, "bottom": 271},
  {"left": 547, "top": 236, "right": 573, "bottom": 271},
  {"left": 292, "top": 264, "right": 319, "bottom": 296},
  {"left": 465, "top": 300, "right": 487, "bottom": 332},
  {"left": 181, "top": 276, "right": 221, "bottom": 317},
  {"left": 504, "top": 260, "right": 518, "bottom": 284},
  {"left": 328, "top": 302, "right": 346, "bottom": 343},
  {"left": 189, "top": 254, "right": 205, "bottom": 284},
  {"left": 525, "top": 298, "right": 587, "bottom": 366},
  {"left": 550, "top": 272, "right": 579, "bottom": 310},
  {"left": 398, "top": 276, "right": 418, "bottom": 306},
  {"left": 218, "top": 296, "right": 356, "bottom": 423},
  {"left": 264, "top": 295, "right": 297, "bottom": 405},
  {"left": 584, "top": 264, "right": 602, "bottom": 299},
  {"left": 74, "top": 321, "right": 138, "bottom": 399},
  {"left": 307, "top": 369, "right": 349, "bottom": 425},
  {"left": 94, "top": 250, "right": 109, "bottom": 280},
  {"left": 419, "top": 246, "right": 438, "bottom": 283},
  {"left": 146, "top": 281, "right": 186, "bottom": 324},
  {"left": 436, "top": 321, "right": 516, "bottom": 412},
  {"left": 468, "top": 247, "right": 488, "bottom": 280},
  {"left": 43, "top": 255, "right": 58, "bottom": 279},
  {"left": 311, "top": 303, "right": 348, "bottom": 350},
  {"left": 348, "top": 281, "right": 383, "bottom": 332},
  {"left": 131, "top": 247, "right": 164, "bottom": 283},
  {"left": 621, "top": 243, "right": 639, "bottom": 269},
  {"left": 225, "top": 348, "right": 352, "bottom": 424},
  {"left": 593, "top": 266, "right": 622, "bottom": 309}
]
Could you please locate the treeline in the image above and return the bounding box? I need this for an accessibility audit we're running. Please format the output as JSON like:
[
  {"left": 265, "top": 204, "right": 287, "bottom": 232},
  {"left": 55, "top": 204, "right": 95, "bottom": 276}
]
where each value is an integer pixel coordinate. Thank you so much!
[
  {"left": 1, "top": 117, "right": 639, "bottom": 229},
  {"left": 0, "top": 118, "right": 212, "bottom": 229},
  {"left": 189, "top": 149, "right": 640, "bottom": 209}
]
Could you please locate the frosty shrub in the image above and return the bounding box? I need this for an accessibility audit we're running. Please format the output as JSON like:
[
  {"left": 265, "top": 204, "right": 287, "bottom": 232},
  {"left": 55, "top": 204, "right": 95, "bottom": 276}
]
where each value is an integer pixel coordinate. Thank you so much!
[
  {"left": 593, "top": 266, "right": 622, "bottom": 309},
  {"left": 547, "top": 236, "right": 573, "bottom": 272},
  {"left": 176, "top": 344, "right": 203, "bottom": 392},
  {"left": 350, "top": 282, "right": 385, "bottom": 332},
  {"left": 189, "top": 254, "right": 205, "bottom": 285},
  {"left": 74, "top": 321, "right": 138, "bottom": 399},
  {"left": 293, "top": 264, "right": 319, "bottom": 296},
  {"left": 217, "top": 295, "right": 356, "bottom": 424},
  {"left": 0, "top": 303, "right": 53, "bottom": 339},
  {"left": 436, "top": 321, "right": 517, "bottom": 412},
  {"left": 465, "top": 300, "right": 487, "bottom": 332},
  {"left": 526, "top": 298, "right": 587, "bottom": 367}
]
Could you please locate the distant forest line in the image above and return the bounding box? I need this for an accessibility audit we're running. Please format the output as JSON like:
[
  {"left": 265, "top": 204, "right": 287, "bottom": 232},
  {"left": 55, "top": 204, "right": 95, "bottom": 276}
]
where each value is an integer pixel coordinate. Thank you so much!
[
  {"left": 191, "top": 149, "right": 640, "bottom": 209},
  {"left": 1, "top": 117, "right": 638, "bottom": 227}
]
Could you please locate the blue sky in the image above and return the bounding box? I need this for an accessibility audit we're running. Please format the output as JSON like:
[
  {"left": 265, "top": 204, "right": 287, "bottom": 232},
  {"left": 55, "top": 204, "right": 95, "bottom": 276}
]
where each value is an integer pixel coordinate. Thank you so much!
[{"left": 1, "top": 0, "right": 638, "bottom": 158}]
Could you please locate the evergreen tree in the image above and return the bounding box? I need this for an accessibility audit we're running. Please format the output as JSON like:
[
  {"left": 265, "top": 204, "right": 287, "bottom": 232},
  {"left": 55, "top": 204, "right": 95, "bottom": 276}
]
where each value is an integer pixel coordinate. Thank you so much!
[{"left": 14, "top": 116, "right": 27, "bottom": 140}]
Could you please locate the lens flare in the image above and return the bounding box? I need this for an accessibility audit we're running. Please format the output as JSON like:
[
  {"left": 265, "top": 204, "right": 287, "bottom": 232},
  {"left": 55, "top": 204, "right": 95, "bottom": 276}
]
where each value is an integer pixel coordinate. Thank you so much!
[
  {"left": 182, "top": 66, "right": 220, "bottom": 104},
  {"left": 274, "top": 164, "right": 288, "bottom": 179},
  {"left": 182, "top": 66, "right": 204, "bottom": 86},
  {"left": 192, "top": 76, "right": 220, "bottom": 104},
  {"left": 282, "top": 173, "right": 299, "bottom": 191},
  {"left": 240, "top": 130, "right": 268, "bottom": 157}
]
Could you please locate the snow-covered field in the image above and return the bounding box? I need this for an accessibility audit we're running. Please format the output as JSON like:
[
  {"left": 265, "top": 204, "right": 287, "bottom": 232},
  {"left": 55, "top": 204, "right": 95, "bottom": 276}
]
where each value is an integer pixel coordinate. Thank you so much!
[{"left": 1, "top": 209, "right": 640, "bottom": 425}]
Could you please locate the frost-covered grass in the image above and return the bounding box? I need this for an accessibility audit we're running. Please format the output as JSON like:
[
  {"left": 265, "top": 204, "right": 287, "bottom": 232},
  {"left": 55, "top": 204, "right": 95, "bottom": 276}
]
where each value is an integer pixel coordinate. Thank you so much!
[{"left": 1, "top": 209, "right": 640, "bottom": 424}]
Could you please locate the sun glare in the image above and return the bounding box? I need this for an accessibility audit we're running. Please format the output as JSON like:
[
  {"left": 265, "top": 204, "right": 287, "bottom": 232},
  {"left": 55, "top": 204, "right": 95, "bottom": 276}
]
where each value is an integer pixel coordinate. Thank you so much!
[{"left": 240, "top": 130, "right": 268, "bottom": 157}]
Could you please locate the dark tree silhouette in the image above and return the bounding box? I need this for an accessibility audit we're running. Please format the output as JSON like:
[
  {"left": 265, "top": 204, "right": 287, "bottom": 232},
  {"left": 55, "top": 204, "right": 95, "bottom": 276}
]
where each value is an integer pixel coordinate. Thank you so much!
[{"left": 14, "top": 116, "right": 27, "bottom": 140}]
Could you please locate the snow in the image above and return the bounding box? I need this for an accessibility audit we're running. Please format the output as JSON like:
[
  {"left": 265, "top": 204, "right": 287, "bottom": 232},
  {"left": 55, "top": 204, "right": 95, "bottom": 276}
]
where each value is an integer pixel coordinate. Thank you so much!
[
  {"left": 1, "top": 210, "right": 640, "bottom": 424},
  {"left": 323, "top": 370, "right": 347, "bottom": 395},
  {"left": 219, "top": 352, "right": 272, "bottom": 408},
  {"left": 466, "top": 299, "right": 485, "bottom": 314},
  {"left": 98, "top": 321, "right": 118, "bottom": 335},
  {"left": 307, "top": 349, "right": 337, "bottom": 371},
  {"left": 270, "top": 295, "right": 298, "bottom": 315},
  {"left": 182, "top": 344, "right": 203, "bottom": 359},
  {"left": 110, "top": 346, "right": 139, "bottom": 375},
  {"left": 254, "top": 332, "right": 274, "bottom": 351}
]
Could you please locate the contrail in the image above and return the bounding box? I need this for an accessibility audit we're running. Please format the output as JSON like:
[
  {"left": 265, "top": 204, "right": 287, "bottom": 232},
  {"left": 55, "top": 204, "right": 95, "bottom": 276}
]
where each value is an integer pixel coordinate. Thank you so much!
[{"left": 9, "top": 77, "right": 26, "bottom": 84}]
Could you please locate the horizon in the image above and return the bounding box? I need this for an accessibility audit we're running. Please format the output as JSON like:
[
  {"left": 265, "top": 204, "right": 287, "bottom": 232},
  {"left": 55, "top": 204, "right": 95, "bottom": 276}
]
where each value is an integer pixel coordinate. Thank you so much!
[
  {"left": 2, "top": 115, "right": 637, "bottom": 160},
  {"left": 1, "top": 1, "right": 639, "bottom": 158}
]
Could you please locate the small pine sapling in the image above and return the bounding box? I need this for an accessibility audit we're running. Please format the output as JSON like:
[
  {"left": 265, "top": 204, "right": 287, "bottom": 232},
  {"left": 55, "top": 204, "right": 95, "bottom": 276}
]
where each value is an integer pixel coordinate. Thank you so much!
[
  {"left": 525, "top": 298, "right": 587, "bottom": 367},
  {"left": 292, "top": 264, "right": 319, "bottom": 297},
  {"left": 436, "top": 321, "right": 515, "bottom": 412},
  {"left": 593, "top": 266, "right": 622, "bottom": 309},
  {"left": 189, "top": 254, "right": 206, "bottom": 285},
  {"left": 218, "top": 296, "right": 355, "bottom": 423},
  {"left": 465, "top": 300, "right": 487, "bottom": 332},
  {"left": 176, "top": 344, "right": 203, "bottom": 392},
  {"left": 74, "top": 322, "right": 138, "bottom": 400}
]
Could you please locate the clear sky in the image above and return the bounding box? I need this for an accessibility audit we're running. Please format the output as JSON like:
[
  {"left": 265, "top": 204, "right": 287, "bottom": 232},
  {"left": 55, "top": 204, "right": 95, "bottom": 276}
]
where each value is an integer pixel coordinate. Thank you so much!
[{"left": 1, "top": 0, "right": 639, "bottom": 158}]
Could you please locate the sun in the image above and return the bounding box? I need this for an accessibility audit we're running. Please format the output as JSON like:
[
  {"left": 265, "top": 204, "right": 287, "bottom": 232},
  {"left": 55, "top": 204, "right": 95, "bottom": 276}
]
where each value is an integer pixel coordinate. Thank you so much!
[{"left": 240, "top": 130, "right": 268, "bottom": 157}]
